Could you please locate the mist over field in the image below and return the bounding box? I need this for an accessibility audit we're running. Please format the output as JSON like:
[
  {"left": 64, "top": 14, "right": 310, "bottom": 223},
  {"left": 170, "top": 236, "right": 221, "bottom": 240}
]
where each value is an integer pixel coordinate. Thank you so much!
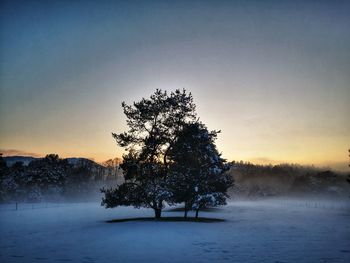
[
  {"left": 2, "top": 155, "right": 349, "bottom": 203},
  {"left": 1, "top": 198, "right": 349, "bottom": 263},
  {"left": 1, "top": 0, "right": 350, "bottom": 262},
  {"left": 1, "top": 155, "right": 350, "bottom": 262},
  {"left": 228, "top": 162, "right": 350, "bottom": 199}
]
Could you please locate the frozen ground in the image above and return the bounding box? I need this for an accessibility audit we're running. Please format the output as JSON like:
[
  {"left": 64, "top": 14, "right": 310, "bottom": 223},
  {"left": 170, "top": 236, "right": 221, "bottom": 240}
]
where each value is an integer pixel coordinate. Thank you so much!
[{"left": 0, "top": 199, "right": 349, "bottom": 263}]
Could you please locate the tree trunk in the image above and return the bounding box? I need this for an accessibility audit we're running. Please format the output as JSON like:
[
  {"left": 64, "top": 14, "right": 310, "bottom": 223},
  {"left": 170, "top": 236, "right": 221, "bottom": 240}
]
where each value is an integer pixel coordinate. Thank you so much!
[
  {"left": 154, "top": 209, "right": 162, "bottom": 219},
  {"left": 184, "top": 208, "right": 188, "bottom": 218},
  {"left": 195, "top": 208, "right": 199, "bottom": 219}
]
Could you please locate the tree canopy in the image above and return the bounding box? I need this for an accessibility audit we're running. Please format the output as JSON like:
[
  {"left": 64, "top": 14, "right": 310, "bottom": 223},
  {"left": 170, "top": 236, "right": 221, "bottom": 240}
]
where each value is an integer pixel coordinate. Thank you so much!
[
  {"left": 101, "top": 89, "right": 233, "bottom": 219},
  {"left": 167, "top": 122, "right": 233, "bottom": 218}
]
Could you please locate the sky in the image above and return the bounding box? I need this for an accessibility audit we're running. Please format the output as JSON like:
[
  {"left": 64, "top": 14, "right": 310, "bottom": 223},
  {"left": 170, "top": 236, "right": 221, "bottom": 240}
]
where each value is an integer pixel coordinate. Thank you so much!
[{"left": 0, "top": 0, "right": 349, "bottom": 171}]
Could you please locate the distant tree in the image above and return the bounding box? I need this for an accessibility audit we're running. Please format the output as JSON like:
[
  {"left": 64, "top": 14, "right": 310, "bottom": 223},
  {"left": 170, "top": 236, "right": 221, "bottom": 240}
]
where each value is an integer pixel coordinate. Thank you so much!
[
  {"left": 103, "top": 158, "right": 122, "bottom": 181},
  {"left": 0, "top": 153, "right": 6, "bottom": 170},
  {"left": 101, "top": 89, "right": 197, "bottom": 218},
  {"left": 168, "top": 122, "right": 233, "bottom": 218},
  {"left": 0, "top": 153, "right": 7, "bottom": 181},
  {"left": 0, "top": 153, "right": 11, "bottom": 202},
  {"left": 347, "top": 149, "right": 350, "bottom": 186},
  {"left": 65, "top": 159, "right": 93, "bottom": 198},
  {"left": 1, "top": 154, "right": 125, "bottom": 202},
  {"left": 26, "top": 154, "right": 71, "bottom": 201}
]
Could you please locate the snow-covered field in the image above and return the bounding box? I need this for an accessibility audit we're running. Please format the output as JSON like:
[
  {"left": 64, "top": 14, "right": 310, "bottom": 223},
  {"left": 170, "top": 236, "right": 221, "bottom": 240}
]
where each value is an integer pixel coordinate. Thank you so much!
[{"left": 1, "top": 199, "right": 349, "bottom": 263}]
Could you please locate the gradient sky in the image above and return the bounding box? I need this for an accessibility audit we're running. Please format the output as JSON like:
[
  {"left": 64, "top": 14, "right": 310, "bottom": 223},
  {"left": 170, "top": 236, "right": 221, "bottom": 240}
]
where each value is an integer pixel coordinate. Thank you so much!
[{"left": 1, "top": 0, "right": 349, "bottom": 170}]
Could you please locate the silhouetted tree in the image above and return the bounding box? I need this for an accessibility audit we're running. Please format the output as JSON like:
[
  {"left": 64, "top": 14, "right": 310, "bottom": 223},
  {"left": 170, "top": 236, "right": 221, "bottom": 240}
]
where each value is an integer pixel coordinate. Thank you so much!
[
  {"left": 0, "top": 153, "right": 6, "bottom": 170},
  {"left": 101, "top": 89, "right": 197, "bottom": 218},
  {"left": 0, "top": 153, "right": 10, "bottom": 202},
  {"left": 168, "top": 122, "right": 233, "bottom": 218},
  {"left": 347, "top": 149, "right": 350, "bottom": 187}
]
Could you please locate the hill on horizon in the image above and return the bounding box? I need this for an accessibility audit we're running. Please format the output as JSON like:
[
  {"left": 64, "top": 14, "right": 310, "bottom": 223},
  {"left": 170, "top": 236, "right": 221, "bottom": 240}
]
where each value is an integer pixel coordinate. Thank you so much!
[{"left": 3, "top": 155, "right": 104, "bottom": 168}]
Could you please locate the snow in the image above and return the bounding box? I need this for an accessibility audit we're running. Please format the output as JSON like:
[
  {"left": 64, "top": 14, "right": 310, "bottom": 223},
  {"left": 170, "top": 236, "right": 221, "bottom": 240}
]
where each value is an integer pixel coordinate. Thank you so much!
[{"left": 1, "top": 199, "right": 349, "bottom": 262}]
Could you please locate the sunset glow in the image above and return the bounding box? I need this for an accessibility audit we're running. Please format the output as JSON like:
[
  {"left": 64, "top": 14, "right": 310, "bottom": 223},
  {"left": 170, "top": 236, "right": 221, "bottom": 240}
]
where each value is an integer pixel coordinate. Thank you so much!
[{"left": 1, "top": 0, "right": 349, "bottom": 171}]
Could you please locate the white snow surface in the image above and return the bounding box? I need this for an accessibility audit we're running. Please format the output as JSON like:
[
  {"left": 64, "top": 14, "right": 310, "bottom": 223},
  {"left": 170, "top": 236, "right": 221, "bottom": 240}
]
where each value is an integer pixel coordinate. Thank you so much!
[{"left": 1, "top": 199, "right": 350, "bottom": 263}]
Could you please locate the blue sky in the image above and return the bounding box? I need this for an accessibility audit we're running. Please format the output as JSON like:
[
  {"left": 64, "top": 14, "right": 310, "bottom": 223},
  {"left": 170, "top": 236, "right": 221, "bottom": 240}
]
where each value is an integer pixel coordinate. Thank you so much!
[{"left": 1, "top": 0, "right": 349, "bottom": 170}]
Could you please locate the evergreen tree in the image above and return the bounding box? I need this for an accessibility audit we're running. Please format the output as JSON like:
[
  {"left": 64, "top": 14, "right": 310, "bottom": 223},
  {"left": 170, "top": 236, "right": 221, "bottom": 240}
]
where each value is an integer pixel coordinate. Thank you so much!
[
  {"left": 101, "top": 89, "right": 197, "bottom": 218},
  {"left": 0, "top": 153, "right": 6, "bottom": 170},
  {"left": 26, "top": 154, "right": 71, "bottom": 201},
  {"left": 168, "top": 122, "right": 233, "bottom": 218},
  {"left": 0, "top": 153, "right": 11, "bottom": 202}
]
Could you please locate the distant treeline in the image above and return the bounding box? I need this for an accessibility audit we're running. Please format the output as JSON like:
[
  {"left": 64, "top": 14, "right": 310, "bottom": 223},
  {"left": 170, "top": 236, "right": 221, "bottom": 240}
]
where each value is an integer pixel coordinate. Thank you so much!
[
  {"left": 0, "top": 154, "right": 122, "bottom": 202},
  {"left": 228, "top": 161, "right": 350, "bottom": 198},
  {"left": 1, "top": 154, "right": 349, "bottom": 202}
]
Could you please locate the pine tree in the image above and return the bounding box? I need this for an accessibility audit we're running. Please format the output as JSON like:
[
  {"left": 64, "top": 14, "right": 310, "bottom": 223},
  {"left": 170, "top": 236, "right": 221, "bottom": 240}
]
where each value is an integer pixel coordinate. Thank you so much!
[
  {"left": 26, "top": 154, "right": 71, "bottom": 201},
  {"left": 168, "top": 122, "right": 233, "bottom": 218},
  {"left": 0, "top": 153, "right": 11, "bottom": 202},
  {"left": 101, "top": 89, "right": 197, "bottom": 218}
]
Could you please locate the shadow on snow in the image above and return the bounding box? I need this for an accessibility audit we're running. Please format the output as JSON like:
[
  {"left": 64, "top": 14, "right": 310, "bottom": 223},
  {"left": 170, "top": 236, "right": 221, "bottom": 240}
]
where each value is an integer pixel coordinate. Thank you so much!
[
  {"left": 165, "top": 207, "right": 223, "bottom": 212},
  {"left": 106, "top": 216, "right": 226, "bottom": 223}
]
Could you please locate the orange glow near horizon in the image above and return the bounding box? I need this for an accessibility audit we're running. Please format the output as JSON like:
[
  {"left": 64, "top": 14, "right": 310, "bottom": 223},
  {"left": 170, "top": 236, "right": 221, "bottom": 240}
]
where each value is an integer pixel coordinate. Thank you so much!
[{"left": 1, "top": 1, "right": 349, "bottom": 172}]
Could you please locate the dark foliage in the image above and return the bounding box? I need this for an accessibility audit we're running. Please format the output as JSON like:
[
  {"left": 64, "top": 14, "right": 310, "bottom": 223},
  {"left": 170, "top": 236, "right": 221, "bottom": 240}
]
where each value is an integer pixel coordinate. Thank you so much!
[
  {"left": 102, "top": 89, "right": 197, "bottom": 218},
  {"left": 167, "top": 122, "right": 233, "bottom": 218},
  {"left": 102, "top": 89, "right": 233, "bottom": 219},
  {"left": 0, "top": 154, "right": 120, "bottom": 202}
]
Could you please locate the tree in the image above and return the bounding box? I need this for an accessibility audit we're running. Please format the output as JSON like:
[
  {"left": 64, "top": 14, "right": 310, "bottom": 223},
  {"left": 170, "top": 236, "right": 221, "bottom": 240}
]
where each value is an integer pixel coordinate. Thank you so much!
[
  {"left": 168, "top": 122, "right": 233, "bottom": 218},
  {"left": 347, "top": 149, "right": 350, "bottom": 187},
  {"left": 0, "top": 153, "right": 14, "bottom": 202},
  {"left": 102, "top": 158, "right": 122, "bottom": 181},
  {"left": 0, "top": 153, "right": 6, "bottom": 170},
  {"left": 101, "top": 89, "right": 197, "bottom": 218},
  {"left": 26, "top": 154, "right": 71, "bottom": 201}
]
